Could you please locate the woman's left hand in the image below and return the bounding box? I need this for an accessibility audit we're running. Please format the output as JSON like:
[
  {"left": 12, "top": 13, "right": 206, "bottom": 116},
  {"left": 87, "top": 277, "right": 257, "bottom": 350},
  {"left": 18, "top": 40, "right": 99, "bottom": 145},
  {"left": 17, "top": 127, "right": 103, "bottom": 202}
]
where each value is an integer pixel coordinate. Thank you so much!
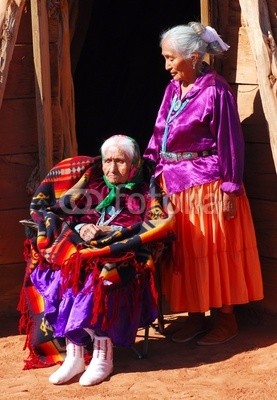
[
  {"left": 222, "top": 192, "right": 237, "bottom": 220},
  {"left": 79, "top": 223, "right": 111, "bottom": 241}
]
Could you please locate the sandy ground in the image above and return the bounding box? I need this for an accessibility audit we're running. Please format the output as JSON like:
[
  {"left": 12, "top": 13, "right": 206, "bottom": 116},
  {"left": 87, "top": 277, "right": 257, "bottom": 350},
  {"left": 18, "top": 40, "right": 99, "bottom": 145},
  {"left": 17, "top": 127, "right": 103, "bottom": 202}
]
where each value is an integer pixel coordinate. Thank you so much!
[{"left": 1, "top": 308, "right": 277, "bottom": 400}]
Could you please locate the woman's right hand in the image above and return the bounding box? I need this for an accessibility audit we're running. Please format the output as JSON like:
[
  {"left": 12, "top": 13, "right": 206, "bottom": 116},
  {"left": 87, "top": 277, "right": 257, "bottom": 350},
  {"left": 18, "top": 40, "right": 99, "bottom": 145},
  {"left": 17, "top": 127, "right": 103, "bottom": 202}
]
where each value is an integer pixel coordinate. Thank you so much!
[{"left": 222, "top": 192, "right": 237, "bottom": 220}]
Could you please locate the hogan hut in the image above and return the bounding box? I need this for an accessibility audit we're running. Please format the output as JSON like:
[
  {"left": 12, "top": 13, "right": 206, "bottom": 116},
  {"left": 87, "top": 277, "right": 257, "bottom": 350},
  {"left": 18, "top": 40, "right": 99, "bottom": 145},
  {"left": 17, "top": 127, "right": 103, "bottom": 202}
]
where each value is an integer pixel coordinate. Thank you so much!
[{"left": 0, "top": 0, "right": 276, "bottom": 319}]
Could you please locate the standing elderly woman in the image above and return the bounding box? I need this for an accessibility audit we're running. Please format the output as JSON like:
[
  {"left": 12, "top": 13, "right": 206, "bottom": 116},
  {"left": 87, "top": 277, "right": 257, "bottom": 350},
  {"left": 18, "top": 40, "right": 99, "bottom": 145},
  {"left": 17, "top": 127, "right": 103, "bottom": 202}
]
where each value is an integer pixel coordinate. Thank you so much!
[
  {"left": 143, "top": 22, "right": 264, "bottom": 345},
  {"left": 29, "top": 135, "right": 158, "bottom": 386}
]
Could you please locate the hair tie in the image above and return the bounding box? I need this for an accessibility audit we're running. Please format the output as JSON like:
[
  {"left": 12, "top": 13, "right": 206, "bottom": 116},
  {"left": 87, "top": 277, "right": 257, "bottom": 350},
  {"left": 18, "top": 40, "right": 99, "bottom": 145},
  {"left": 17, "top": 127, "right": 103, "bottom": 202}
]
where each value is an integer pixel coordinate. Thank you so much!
[
  {"left": 201, "top": 26, "right": 230, "bottom": 51},
  {"left": 189, "top": 22, "right": 230, "bottom": 52}
]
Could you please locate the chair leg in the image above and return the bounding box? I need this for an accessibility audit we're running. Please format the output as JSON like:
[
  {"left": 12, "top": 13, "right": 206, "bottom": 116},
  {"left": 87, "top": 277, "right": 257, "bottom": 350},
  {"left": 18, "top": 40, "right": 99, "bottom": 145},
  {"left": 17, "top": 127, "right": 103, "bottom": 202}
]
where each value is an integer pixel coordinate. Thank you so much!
[
  {"left": 156, "top": 304, "right": 165, "bottom": 334},
  {"left": 141, "top": 325, "right": 149, "bottom": 357},
  {"left": 154, "top": 259, "right": 165, "bottom": 334},
  {"left": 131, "top": 252, "right": 166, "bottom": 358},
  {"left": 131, "top": 325, "right": 149, "bottom": 359}
]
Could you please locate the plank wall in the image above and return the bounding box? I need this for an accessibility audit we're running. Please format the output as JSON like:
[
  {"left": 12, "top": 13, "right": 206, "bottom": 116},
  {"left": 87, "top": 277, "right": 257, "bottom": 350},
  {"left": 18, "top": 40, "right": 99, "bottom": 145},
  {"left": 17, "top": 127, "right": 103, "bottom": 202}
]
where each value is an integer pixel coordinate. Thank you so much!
[
  {"left": 0, "top": 7, "right": 59, "bottom": 316},
  {"left": 215, "top": 0, "right": 277, "bottom": 312}
]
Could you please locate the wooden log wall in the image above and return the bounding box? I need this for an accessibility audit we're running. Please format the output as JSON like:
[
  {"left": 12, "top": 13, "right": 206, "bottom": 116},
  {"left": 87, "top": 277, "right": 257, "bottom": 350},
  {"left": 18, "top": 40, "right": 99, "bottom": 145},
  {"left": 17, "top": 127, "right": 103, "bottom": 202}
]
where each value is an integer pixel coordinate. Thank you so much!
[
  {"left": 0, "top": 5, "right": 62, "bottom": 316},
  {"left": 214, "top": 0, "right": 277, "bottom": 312},
  {"left": 0, "top": 7, "right": 34, "bottom": 316}
]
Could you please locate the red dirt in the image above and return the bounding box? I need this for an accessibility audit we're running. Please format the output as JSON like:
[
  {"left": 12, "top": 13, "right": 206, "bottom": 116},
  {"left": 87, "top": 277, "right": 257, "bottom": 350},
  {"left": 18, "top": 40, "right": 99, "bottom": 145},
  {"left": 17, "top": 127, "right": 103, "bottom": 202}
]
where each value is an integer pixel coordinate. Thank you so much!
[{"left": 1, "top": 309, "right": 277, "bottom": 400}]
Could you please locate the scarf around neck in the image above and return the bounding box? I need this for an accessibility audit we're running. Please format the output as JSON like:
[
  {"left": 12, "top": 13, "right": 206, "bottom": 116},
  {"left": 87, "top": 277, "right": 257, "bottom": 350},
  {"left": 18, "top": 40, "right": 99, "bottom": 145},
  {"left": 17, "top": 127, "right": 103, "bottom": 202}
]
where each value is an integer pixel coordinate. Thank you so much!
[{"left": 95, "top": 172, "right": 142, "bottom": 212}]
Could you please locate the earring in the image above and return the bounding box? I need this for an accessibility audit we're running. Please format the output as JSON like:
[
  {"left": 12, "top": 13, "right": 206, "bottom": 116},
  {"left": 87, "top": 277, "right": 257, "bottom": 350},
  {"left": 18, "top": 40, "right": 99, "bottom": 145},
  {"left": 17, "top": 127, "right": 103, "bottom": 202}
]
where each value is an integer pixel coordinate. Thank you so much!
[{"left": 192, "top": 59, "right": 196, "bottom": 70}]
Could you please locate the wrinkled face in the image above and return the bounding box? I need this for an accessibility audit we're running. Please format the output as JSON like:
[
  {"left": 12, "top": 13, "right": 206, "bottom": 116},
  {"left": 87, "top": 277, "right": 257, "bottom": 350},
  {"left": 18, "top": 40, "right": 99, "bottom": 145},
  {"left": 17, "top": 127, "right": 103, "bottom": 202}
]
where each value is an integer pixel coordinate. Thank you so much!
[
  {"left": 102, "top": 146, "right": 132, "bottom": 184},
  {"left": 161, "top": 38, "right": 195, "bottom": 82}
]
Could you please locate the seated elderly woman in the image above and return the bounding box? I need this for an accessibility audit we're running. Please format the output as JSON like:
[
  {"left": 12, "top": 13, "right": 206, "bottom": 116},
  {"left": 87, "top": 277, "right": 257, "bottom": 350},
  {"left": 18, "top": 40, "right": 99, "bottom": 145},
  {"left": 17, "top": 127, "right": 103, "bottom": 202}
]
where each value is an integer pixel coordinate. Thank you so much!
[{"left": 19, "top": 135, "right": 173, "bottom": 386}]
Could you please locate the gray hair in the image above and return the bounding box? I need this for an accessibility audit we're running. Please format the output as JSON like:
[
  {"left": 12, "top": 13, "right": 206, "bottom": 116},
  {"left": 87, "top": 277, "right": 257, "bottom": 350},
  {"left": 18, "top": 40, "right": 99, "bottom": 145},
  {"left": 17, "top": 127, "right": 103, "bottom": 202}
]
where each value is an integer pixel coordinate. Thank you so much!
[
  {"left": 100, "top": 134, "right": 140, "bottom": 164},
  {"left": 160, "top": 22, "right": 227, "bottom": 60}
]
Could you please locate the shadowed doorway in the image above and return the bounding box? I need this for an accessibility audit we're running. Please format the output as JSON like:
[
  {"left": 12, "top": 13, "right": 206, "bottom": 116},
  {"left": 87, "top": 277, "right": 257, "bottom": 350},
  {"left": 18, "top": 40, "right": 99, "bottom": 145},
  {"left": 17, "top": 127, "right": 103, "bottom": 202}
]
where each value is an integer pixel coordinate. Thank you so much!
[{"left": 73, "top": 1, "right": 200, "bottom": 155}]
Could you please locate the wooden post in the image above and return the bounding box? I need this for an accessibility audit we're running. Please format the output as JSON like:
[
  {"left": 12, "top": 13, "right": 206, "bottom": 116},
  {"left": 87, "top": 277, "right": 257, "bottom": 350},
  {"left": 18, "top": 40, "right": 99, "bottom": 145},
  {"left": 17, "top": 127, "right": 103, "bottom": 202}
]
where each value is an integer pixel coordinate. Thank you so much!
[
  {"left": 201, "top": 0, "right": 210, "bottom": 26},
  {"left": 201, "top": 0, "right": 211, "bottom": 64},
  {"left": 30, "top": 0, "right": 53, "bottom": 179},
  {"left": 239, "top": 0, "right": 277, "bottom": 173},
  {"left": 0, "top": 0, "right": 25, "bottom": 110}
]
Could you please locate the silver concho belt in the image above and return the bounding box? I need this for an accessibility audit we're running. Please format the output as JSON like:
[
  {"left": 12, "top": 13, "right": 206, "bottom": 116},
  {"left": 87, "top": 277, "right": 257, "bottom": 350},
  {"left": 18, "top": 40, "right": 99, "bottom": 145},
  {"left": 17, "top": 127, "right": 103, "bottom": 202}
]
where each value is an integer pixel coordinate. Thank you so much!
[{"left": 160, "top": 149, "right": 216, "bottom": 161}]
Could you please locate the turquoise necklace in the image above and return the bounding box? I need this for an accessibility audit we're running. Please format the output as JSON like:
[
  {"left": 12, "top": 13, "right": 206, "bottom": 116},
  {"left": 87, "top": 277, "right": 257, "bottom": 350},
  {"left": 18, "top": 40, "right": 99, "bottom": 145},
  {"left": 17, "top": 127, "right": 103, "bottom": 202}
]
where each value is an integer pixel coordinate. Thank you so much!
[
  {"left": 96, "top": 206, "right": 123, "bottom": 226},
  {"left": 161, "top": 95, "right": 190, "bottom": 153}
]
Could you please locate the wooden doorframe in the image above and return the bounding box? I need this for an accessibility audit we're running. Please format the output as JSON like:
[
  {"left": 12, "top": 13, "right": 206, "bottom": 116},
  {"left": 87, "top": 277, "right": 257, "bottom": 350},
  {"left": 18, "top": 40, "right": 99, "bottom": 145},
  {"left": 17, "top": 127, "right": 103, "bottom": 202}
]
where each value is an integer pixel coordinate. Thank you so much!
[
  {"left": 30, "top": 0, "right": 53, "bottom": 178},
  {"left": 0, "top": 0, "right": 25, "bottom": 111},
  {"left": 201, "top": 0, "right": 210, "bottom": 25},
  {"left": 201, "top": 0, "right": 212, "bottom": 64}
]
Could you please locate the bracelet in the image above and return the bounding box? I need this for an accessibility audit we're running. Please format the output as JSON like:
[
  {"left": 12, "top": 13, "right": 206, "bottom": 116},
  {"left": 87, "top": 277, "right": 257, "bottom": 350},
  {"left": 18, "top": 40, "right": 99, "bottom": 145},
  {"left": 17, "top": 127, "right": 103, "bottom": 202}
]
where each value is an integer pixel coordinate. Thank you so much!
[
  {"left": 111, "top": 225, "right": 123, "bottom": 232},
  {"left": 75, "top": 223, "right": 85, "bottom": 233}
]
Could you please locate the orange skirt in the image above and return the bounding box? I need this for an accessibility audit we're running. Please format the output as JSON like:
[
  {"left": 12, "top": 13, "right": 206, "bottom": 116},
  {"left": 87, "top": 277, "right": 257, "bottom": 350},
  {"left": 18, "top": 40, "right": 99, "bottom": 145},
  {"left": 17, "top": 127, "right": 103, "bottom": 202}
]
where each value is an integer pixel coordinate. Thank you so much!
[{"left": 160, "top": 179, "right": 264, "bottom": 313}]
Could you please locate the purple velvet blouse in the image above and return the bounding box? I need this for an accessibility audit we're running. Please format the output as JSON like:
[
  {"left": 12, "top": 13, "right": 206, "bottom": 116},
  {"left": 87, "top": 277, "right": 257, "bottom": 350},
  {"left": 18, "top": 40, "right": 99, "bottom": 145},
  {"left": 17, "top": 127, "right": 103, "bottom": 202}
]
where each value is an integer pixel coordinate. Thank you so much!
[{"left": 143, "top": 66, "right": 245, "bottom": 195}]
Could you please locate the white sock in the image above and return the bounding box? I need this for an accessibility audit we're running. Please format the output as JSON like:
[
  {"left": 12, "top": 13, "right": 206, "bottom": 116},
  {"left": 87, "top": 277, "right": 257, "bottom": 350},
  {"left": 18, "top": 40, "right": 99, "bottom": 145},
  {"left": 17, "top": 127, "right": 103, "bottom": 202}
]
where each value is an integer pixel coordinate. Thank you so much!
[
  {"left": 49, "top": 340, "right": 85, "bottom": 385},
  {"left": 79, "top": 335, "right": 113, "bottom": 386}
]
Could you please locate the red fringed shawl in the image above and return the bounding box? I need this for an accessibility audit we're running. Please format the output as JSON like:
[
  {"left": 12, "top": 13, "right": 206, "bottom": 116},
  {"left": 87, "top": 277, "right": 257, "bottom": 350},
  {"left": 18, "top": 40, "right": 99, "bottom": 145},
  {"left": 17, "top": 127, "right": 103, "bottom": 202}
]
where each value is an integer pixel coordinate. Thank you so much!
[{"left": 18, "top": 155, "right": 175, "bottom": 369}]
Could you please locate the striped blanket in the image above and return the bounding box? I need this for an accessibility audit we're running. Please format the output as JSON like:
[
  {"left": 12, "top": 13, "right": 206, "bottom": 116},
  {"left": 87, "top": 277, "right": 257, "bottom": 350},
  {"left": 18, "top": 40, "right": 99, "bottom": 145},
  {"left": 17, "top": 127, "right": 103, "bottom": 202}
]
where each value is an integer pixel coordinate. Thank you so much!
[{"left": 18, "top": 155, "right": 175, "bottom": 369}]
